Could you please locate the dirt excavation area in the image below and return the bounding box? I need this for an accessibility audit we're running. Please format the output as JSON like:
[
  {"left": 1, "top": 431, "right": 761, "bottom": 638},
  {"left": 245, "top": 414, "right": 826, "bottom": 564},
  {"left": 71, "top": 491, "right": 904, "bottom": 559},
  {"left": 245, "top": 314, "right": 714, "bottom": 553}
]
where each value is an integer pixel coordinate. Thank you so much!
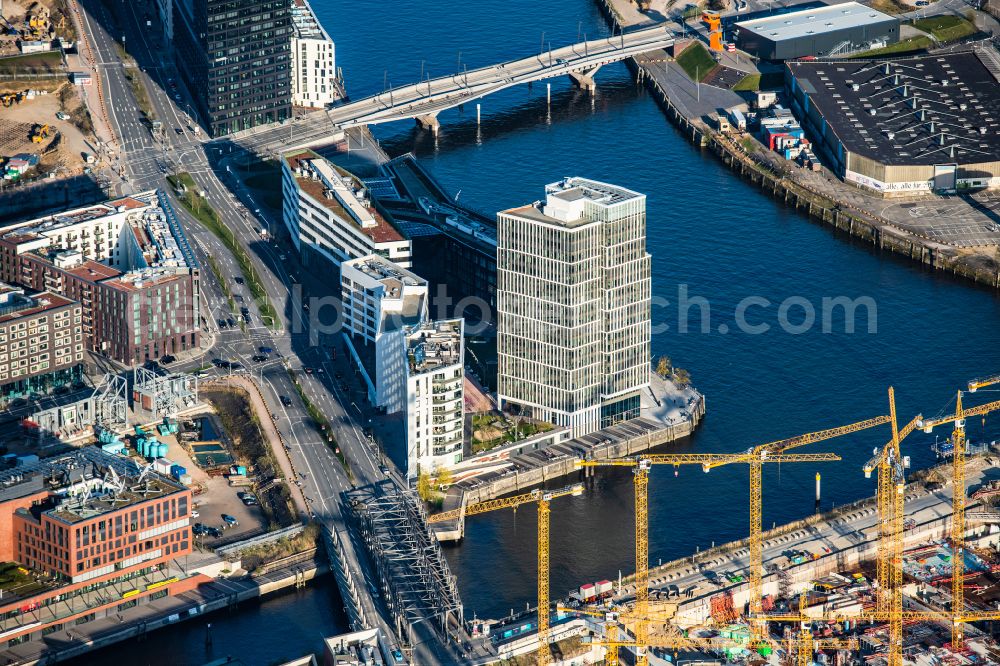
[{"left": 0, "top": 83, "right": 96, "bottom": 176}]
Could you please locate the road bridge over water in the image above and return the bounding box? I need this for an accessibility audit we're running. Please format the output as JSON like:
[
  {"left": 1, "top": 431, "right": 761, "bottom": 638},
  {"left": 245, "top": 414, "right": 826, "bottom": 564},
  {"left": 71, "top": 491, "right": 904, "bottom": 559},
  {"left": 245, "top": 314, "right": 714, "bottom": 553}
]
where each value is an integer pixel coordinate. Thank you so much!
[{"left": 228, "top": 25, "right": 675, "bottom": 150}]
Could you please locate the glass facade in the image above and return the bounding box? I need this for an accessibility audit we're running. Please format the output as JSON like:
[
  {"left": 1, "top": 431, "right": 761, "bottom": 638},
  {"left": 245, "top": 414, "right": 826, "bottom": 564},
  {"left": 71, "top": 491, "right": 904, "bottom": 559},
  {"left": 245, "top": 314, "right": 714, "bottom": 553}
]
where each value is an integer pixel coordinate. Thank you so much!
[
  {"left": 174, "top": 0, "right": 292, "bottom": 137},
  {"left": 497, "top": 178, "right": 651, "bottom": 437}
]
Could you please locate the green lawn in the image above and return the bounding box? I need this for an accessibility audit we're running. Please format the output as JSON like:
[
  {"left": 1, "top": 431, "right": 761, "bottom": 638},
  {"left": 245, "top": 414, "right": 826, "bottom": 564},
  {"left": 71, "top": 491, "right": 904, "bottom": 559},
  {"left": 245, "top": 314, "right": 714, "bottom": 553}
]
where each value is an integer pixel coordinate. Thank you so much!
[
  {"left": 911, "top": 15, "right": 976, "bottom": 42},
  {"left": 166, "top": 172, "right": 280, "bottom": 329},
  {"left": 854, "top": 36, "right": 933, "bottom": 57},
  {"left": 676, "top": 41, "right": 717, "bottom": 82},
  {"left": 733, "top": 74, "right": 760, "bottom": 91}
]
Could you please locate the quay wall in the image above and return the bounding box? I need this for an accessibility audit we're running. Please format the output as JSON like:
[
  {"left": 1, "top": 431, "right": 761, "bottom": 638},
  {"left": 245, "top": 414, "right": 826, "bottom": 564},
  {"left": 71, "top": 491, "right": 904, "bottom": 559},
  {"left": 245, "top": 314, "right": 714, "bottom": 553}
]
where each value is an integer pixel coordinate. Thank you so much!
[
  {"left": 463, "top": 396, "right": 705, "bottom": 507},
  {"left": 594, "top": 0, "right": 1000, "bottom": 291},
  {"left": 27, "top": 563, "right": 327, "bottom": 666}
]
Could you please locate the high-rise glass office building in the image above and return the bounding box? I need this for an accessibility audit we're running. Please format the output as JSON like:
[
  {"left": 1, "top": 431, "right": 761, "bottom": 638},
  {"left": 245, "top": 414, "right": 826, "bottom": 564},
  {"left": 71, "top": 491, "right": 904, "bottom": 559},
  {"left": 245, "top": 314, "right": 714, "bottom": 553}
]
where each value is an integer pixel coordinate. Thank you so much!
[
  {"left": 497, "top": 177, "right": 651, "bottom": 437},
  {"left": 173, "top": 0, "right": 292, "bottom": 136}
]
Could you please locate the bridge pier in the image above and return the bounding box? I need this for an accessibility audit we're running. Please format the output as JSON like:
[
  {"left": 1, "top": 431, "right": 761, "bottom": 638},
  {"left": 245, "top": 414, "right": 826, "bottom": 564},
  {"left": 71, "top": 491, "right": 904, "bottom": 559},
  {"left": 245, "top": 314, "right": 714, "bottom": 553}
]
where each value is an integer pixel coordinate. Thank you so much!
[
  {"left": 415, "top": 113, "right": 440, "bottom": 136},
  {"left": 568, "top": 65, "right": 602, "bottom": 91}
]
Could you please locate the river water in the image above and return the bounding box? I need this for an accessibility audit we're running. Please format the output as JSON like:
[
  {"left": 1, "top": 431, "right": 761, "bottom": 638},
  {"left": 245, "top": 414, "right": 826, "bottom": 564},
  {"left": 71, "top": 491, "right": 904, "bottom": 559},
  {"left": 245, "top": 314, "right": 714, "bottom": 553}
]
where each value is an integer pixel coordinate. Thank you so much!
[{"left": 84, "top": 0, "right": 1000, "bottom": 662}]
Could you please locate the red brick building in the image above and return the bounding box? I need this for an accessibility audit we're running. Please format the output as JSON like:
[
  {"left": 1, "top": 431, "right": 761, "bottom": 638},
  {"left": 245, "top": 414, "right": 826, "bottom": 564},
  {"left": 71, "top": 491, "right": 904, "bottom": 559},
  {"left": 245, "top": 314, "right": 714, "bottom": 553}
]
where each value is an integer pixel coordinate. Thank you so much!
[
  {"left": 0, "top": 449, "right": 193, "bottom": 646},
  {"left": 0, "top": 191, "right": 201, "bottom": 366}
]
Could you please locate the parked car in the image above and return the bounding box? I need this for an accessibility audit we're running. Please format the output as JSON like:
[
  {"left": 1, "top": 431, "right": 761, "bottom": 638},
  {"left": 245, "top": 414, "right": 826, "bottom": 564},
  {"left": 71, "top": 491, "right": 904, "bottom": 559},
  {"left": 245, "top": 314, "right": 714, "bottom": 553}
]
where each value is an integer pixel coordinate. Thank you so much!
[
  {"left": 239, "top": 493, "right": 259, "bottom": 506},
  {"left": 192, "top": 523, "right": 205, "bottom": 535},
  {"left": 217, "top": 318, "right": 227, "bottom": 328},
  {"left": 251, "top": 354, "right": 267, "bottom": 362},
  {"left": 222, "top": 514, "right": 238, "bottom": 527},
  {"left": 160, "top": 354, "right": 176, "bottom": 364},
  {"left": 226, "top": 318, "right": 236, "bottom": 328},
  {"left": 205, "top": 527, "right": 222, "bottom": 538},
  {"left": 259, "top": 346, "right": 273, "bottom": 354}
]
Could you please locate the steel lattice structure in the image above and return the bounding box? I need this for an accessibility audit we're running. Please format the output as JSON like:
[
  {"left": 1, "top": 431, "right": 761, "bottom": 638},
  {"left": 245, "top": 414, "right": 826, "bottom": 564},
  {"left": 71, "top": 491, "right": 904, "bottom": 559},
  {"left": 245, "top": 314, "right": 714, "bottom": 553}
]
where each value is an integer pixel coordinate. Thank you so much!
[{"left": 349, "top": 481, "right": 463, "bottom": 642}]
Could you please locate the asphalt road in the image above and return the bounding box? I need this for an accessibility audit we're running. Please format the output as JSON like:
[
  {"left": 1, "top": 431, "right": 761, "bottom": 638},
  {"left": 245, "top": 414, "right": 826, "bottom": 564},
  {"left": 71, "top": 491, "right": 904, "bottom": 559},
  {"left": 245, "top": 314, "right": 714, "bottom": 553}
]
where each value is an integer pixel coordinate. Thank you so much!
[{"left": 72, "top": 0, "right": 474, "bottom": 662}]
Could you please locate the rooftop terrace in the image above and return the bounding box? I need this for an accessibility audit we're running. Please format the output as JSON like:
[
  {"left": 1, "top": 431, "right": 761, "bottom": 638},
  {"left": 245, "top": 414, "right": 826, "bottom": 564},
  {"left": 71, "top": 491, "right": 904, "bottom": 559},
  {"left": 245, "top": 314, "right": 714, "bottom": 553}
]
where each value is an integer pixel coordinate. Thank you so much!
[
  {"left": 290, "top": 0, "right": 330, "bottom": 41},
  {"left": 406, "top": 319, "right": 463, "bottom": 375},
  {"left": 285, "top": 151, "right": 405, "bottom": 243}
]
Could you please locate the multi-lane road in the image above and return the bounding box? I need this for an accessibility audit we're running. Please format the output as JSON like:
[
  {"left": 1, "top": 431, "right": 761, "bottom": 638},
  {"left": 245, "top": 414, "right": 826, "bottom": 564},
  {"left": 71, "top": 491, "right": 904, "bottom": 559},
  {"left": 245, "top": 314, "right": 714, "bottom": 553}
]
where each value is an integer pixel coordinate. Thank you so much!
[{"left": 70, "top": 0, "right": 471, "bottom": 662}]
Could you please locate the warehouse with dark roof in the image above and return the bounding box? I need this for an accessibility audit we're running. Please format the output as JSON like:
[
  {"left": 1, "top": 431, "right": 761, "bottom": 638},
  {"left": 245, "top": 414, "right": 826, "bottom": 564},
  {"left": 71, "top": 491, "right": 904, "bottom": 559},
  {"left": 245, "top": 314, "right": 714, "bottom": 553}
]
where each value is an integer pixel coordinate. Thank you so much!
[{"left": 785, "top": 51, "right": 1000, "bottom": 195}]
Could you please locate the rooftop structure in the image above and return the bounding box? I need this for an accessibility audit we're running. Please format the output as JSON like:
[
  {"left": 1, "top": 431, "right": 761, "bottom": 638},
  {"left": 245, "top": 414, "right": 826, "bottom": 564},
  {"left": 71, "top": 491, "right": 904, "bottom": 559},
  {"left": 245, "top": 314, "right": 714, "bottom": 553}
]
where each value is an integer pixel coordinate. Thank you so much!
[
  {"left": 406, "top": 319, "right": 463, "bottom": 375},
  {"left": 498, "top": 178, "right": 651, "bottom": 437},
  {"left": 0, "top": 284, "right": 75, "bottom": 324},
  {"left": 735, "top": 2, "right": 898, "bottom": 60},
  {"left": 290, "top": 0, "right": 337, "bottom": 108},
  {"left": 786, "top": 52, "right": 1000, "bottom": 194},
  {"left": 290, "top": 0, "right": 328, "bottom": 40},
  {"left": 341, "top": 255, "right": 428, "bottom": 411},
  {"left": 404, "top": 319, "right": 465, "bottom": 476},
  {"left": 0, "top": 191, "right": 201, "bottom": 365},
  {"left": 0, "top": 447, "right": 145, "bottom": 504},
  {"left": 281, "top": 150, "right": 411, "bottom": 270}
]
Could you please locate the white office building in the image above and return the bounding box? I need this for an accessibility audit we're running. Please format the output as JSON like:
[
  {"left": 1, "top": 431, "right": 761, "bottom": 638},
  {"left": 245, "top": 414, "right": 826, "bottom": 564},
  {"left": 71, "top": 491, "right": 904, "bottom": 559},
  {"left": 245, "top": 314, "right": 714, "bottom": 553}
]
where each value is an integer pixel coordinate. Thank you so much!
[
  {"left": 340, "top": 255, "right": 428, "bottom": 411},
  {"left": 404, "top": 319, "right": 465, "bottom": 477},
  {"left": 290, "top": 0, "right": 338, "bottom": 108},
  {"left": 281, "top": 150, "right": 412, "bottom": 271},
  {"left": 497, "top": 177, "right": 651, "bottom": 438}
]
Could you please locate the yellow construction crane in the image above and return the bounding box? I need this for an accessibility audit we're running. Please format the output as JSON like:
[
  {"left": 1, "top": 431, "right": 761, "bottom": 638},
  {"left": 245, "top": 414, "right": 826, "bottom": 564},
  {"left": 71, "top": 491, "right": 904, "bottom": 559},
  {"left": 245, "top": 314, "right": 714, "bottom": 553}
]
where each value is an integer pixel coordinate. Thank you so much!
[
  {"left": 555, "top": 605, "right": 684, "bottom": 666},
  {"left": 426, "top": 484, "right": 583, "bottom": 666},
  {"left": 967, "top": 374, "right": 1000, "bottom": 392},
  {"left": 861, "top": 388, "right": 919, "bottom": 666},
  {"left": 916, "top": 392, "right": 1000, "bottom": 649},
  {"left": 577, "top": 449, "right": 844, "bottom": 664},
  {"left": 567, "top": 597, "right": 856, "bottom": 666},
  {"left": 701, "top": 414, "right": 891, "bottom": 641}
]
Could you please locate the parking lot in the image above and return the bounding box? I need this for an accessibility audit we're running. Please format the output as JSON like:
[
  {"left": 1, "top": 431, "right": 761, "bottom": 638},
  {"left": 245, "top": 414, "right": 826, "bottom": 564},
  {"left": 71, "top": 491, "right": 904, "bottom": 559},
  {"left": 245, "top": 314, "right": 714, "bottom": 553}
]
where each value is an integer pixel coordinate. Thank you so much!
[
  {"left": 880, "top": 191, "right": 1000, "bottom": 247},
  {"left": 159, "top": 413, "right": 269, "bottom": 548},
  {"left": 191, "top": 481, "right": 266, "bottom": 547}
]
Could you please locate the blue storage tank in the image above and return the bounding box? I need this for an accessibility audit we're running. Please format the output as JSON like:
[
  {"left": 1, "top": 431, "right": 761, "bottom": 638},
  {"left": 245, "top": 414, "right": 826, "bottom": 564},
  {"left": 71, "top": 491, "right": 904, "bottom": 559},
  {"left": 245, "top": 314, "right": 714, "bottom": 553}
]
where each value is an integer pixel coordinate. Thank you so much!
[
  {"left": 157, "top": 442, "right": 167, "bottom": 458},
  {"left": 138, "top": 440, "right": 148, "bottom": 458}
]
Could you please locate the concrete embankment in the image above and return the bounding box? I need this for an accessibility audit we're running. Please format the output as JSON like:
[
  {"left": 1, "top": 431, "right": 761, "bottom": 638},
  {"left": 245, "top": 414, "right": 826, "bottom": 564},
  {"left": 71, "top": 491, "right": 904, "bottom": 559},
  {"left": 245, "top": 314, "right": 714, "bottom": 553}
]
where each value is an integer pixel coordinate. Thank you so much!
[
  {"left": 5, "top": 560, "right": 328, "bottom": 666},
  {"left": 595, "top": 0, "right": 1000, "bottom": 291},
  {"left": 435, "top": 396, "right": 705, "bottom": 540}
]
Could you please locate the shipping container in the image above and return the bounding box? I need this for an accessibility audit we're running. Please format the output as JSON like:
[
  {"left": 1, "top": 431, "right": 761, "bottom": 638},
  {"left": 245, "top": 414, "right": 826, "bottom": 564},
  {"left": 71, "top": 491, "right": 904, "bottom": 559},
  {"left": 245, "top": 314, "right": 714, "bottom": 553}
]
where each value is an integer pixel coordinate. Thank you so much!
[
  {"left": 595, "top": 580, "right": 613, "bottom": 597},
  {"left": 179, "top": 474, "right": 192, "bottom": 486},
  {"left": 171, "top": 464, "right": 187, "bottom": 479},
  {"left": 728, "top": 108, "right": 747, "bottom": 131},
  {"left": 153, "top": 458, "right": 173, "bottom": 476},
  {"left": 16, "top": 455, "right": 39, "bottom": 466}
]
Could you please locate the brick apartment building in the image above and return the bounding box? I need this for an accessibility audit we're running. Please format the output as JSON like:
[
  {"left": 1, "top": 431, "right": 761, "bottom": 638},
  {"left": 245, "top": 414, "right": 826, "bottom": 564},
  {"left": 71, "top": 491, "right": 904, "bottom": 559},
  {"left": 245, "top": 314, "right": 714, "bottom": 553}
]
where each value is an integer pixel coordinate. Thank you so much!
[
  {"left": 0, "top": 449, "right": 195, "bottom": 646},
  {"left": 0, "top": 191, "right": 200, "bottom": 366},
  {"left": 0, "top": 284, "right": 84, "bottom": 402}
]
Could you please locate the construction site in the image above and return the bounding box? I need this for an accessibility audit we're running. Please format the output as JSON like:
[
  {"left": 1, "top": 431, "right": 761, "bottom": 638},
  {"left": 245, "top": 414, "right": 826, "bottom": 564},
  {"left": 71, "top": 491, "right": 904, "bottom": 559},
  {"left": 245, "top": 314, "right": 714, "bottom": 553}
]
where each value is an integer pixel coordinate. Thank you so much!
[
  {"left": 426, "top": 376, "right": 1000, "bottom": 666},
  {"left": 0, "top": 0, "right": 97, "bottom": 184}
]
